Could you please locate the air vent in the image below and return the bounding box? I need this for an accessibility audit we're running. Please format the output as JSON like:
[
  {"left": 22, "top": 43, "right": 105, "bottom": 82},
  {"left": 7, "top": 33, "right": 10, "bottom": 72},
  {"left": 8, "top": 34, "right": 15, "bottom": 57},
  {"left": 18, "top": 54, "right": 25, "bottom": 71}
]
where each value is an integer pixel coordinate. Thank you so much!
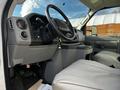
[
  {"left": 16, "top": 19, "right": 27, "bottom": 30},
  {"left": 8, "top": 19, "right": 13, "bottom": 30}
]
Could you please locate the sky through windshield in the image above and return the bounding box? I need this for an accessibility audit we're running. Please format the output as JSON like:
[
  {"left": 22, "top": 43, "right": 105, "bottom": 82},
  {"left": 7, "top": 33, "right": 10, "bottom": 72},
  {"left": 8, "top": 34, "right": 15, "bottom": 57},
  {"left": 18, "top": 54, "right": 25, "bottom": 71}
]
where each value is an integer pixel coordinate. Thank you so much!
[{"left": 13, "top": 0, "right": 89, "bottom": 19}]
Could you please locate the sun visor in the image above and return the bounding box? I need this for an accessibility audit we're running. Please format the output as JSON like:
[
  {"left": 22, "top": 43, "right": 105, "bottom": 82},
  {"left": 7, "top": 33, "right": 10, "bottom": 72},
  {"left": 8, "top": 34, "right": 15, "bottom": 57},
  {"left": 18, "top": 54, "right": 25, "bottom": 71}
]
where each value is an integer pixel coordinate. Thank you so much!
[{"left": 80, "top": 0, "right": 120, "bottom": 11}]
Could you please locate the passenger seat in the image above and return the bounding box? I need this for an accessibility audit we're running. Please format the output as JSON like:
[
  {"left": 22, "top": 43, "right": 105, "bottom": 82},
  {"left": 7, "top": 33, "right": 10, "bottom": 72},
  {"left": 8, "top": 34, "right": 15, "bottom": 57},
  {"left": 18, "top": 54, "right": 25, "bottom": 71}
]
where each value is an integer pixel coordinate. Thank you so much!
[
  {"left": 53, "top": 60, "right": 120, "bottom": 90},
  {"left": 94, "top": 51, "right": 120, "bottom": 69}
]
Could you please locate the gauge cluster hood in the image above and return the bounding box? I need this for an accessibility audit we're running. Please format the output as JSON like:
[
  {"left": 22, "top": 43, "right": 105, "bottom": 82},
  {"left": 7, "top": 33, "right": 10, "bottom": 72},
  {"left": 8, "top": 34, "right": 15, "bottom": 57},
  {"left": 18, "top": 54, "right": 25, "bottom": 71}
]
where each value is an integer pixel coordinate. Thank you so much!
[{"left": 80, "top": 0, "right": 120, "bottom": 11}]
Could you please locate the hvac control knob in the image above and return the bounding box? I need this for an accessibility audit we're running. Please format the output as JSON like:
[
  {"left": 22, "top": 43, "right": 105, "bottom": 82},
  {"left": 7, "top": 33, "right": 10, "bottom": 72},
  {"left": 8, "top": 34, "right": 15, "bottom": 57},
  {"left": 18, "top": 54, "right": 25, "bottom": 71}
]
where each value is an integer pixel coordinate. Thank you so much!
[{"left": 21, "top": 31, "right": 28, "bottom": 39}]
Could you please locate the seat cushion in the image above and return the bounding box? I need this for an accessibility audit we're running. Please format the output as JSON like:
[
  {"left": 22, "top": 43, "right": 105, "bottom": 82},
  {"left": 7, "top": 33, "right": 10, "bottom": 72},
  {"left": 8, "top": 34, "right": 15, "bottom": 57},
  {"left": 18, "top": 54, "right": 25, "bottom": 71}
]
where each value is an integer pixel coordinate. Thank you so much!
[
  {"left": 53, "top": 60, "right": 120, "bottom": 90},
  {"left": 94, "top": 51, "right": 120, "bottom": 68}
]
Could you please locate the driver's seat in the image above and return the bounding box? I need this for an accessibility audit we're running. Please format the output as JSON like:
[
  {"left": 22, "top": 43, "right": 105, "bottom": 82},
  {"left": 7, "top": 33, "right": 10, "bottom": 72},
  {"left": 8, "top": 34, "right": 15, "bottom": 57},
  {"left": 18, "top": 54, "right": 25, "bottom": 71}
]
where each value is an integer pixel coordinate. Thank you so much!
[{"left": 53, "top": 60, "right": 120, "bottom": 90}]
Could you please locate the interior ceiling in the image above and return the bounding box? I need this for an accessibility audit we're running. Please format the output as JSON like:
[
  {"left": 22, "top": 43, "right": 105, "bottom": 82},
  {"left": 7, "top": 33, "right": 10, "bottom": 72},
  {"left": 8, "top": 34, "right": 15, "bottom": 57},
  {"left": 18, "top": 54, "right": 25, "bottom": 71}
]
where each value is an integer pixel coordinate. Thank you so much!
[{"left": 80, "top": 0, "right": 120, "bottom": 11}]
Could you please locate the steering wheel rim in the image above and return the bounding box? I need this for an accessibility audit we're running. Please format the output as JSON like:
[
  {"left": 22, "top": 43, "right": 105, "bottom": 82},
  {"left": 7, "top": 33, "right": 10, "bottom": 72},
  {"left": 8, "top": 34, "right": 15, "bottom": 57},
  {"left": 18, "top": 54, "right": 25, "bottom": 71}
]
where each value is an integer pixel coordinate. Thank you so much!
[{"left": 45, "top": 4, "right": 76, "bottom": 41}]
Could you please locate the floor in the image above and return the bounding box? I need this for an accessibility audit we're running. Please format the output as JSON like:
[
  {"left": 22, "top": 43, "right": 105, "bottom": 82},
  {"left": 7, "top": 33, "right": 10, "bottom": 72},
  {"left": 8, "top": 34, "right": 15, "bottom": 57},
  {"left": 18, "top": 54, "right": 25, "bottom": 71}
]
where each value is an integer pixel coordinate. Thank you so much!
[{"left": 28, "top": 80, "right": 43, "bottom": 90}]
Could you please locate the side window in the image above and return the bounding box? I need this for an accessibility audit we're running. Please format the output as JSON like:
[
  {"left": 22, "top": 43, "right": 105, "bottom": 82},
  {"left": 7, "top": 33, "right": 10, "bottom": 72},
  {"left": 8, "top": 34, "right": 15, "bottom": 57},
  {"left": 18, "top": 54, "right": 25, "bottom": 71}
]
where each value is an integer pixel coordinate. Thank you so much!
[{"left": 86, "top": 7, "right": 120, "bottom": 37}]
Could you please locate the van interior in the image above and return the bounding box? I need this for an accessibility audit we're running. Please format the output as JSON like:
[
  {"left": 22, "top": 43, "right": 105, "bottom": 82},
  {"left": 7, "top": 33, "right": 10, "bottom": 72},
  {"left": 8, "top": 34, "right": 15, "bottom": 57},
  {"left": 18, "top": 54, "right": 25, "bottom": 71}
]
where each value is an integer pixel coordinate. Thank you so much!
[{"left": 5, "top": 0, "right": 120, "bottom": 90}]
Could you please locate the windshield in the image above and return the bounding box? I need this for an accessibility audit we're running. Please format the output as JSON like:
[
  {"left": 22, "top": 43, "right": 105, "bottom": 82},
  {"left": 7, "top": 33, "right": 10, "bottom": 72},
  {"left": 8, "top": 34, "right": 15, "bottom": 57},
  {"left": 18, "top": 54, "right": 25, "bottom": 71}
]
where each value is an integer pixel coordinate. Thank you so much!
[{"left": 13, "top": 0, "right": 89, "bottom": 27}]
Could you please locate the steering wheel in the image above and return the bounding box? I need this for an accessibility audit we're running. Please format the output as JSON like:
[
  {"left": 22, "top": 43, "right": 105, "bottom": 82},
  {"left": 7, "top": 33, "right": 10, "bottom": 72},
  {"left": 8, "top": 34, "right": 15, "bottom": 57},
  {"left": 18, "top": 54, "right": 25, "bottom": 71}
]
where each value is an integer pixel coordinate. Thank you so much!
[{"left": 45, "top": 4, "right": 76, "bottom": 41}]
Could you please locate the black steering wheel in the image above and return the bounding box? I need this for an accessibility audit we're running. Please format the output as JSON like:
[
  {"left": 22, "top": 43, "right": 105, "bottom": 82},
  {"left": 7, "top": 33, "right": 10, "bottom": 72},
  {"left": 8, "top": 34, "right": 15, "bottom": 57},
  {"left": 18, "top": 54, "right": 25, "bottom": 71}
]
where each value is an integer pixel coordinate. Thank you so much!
[{"left": 45, "top": 4, "right": 76, "bottom": 41}]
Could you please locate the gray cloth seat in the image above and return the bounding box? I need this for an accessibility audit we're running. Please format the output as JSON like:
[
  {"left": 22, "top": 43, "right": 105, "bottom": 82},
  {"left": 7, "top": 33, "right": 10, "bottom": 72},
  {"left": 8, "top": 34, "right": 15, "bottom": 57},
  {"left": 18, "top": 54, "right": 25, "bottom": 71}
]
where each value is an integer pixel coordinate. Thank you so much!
[
  {"left": 94, "top": 51, "right": 120, "bottom": 68},
  {"left": 53, "top": 60, "right": 120, "bottom": 90}
]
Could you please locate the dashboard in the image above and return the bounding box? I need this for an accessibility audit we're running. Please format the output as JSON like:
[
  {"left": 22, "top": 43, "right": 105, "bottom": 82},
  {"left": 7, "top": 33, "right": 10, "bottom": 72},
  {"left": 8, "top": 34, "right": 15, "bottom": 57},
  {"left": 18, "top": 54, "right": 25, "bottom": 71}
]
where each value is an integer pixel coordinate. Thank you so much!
[
  {"left": 7, "top": 13, "right": 58, "bottom": 67},
  {"left": 26, "top": 13, "right": 58, "bottom": 45},
  {"left": 8, "top": 13, "right": 58, "bottom": 45}
]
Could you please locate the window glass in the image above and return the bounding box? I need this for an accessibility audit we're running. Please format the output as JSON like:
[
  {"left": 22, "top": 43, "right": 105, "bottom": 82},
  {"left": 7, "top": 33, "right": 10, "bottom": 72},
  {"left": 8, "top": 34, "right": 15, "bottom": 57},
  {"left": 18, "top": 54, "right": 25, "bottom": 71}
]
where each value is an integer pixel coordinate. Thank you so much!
[
  {"left": 13, "top": 0, "right": 89, "bottom": 27},
  {"left": 86, "top": 7, "right": 120, "bottom": 37}
]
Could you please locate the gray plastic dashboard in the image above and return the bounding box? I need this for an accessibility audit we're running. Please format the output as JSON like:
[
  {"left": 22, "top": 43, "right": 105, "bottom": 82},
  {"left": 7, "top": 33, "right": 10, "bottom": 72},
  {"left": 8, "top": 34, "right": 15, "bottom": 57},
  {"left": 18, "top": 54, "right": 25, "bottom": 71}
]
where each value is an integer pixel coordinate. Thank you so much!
[{"left": 7, "top": 16, "right": 58, "bottom": 67}]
